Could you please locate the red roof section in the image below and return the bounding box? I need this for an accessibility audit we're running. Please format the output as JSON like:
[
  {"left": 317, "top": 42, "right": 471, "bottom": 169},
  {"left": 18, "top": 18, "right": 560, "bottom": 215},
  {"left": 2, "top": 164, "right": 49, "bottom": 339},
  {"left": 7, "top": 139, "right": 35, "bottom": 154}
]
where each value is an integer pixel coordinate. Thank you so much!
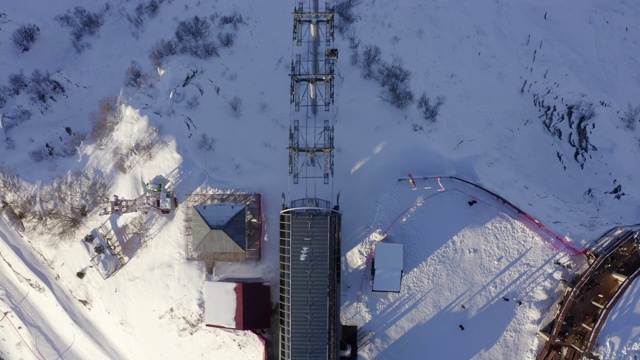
[{"left": 237, "top": 282, "right": 271, "bottom": 330}]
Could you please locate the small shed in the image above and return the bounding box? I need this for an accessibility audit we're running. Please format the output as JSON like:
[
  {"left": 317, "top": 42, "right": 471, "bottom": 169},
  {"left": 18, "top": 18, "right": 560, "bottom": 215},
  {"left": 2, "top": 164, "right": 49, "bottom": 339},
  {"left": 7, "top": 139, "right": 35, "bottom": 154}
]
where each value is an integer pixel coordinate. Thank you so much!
[
  {"left": 372, "top": 242, "right": 404, "bottom": 293},
  {"left": 204, "top": 281, "right": 271, "bottom": 330}
]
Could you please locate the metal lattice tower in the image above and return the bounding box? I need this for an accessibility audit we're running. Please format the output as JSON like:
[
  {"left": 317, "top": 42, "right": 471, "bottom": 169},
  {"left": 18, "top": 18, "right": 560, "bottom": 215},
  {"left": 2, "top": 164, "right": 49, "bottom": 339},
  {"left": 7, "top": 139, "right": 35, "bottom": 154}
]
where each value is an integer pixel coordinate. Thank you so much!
[
  {"left": 288, "top": 0, "right": 337, "bottom": 201},
  {"left": 279, "top": 2, "right": 342, "bottom": 360}
]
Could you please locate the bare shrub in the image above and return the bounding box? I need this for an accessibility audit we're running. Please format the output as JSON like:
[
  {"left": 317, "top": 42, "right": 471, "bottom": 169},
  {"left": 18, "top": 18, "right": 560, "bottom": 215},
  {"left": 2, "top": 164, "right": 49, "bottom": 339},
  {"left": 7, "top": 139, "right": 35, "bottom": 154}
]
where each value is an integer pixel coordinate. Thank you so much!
[
  {"left": 15, "top": 191, "right": 42, "bottom": 226},
  {"left": 27, "top": 69, "right": 66, "bottom": 106},
  {"left": 124, "top": 61, "right": 145, "bottom": 88},
  {"left": 347, "top": 32, "right": 360, "bottom": 65},
  {"left": 152, "top": 12, "right": 235, "bottom": 66},
  {"left": 0, "top": 169, "right": 44, "bottom": 230},
  {"left": 12, "top": 24, "right": 40, "bottom": 53},
  {"left": 359, "top": 45, "right": 415, "bottom": 110},
  {"left": 377, "top": 59, "right": 411, "bottom": 88},
  {"left": 29, "top": 146, "right": 50, "bottom": 162},
  {"left": 258, "top": 101, "right": 268, "bottom": 114},
  {"left": 127, "top": 4, "right": 145, "bottom": 29},
  {"left": 2, "top": 107, "right": 32, "bottom": 130},
  {"left": 417, "top": 93, "right": 444, "bottom": 123},
  {"left": 45, "top": 207, "right": 83, "bottom": 238},
  {"left": 361, "top": 45, "right": 381, "bottom": 79},
  {"left": 145, "top": 0, "right": 160, "bottom": 17},
  {"left": 133, "top": 125, "right": 161, "bottom": 161},
  {"left": 217, "top": 32, "right": 235, "bottom": 48},
  {"left": 218, "top": 11, "right": 243, "bottom": 30},
  {"left": 197, "top": 133, "right": 215, "bottom": 151},
  {"left": 60, "top": 130, "right": 84, "bottom": 157},
  {"left": 381, "top": 81, "right": 413, "bottom": 109},
  {"left": 149, "top": 39, "right": 178, "bottom": 68},
  {"left": 127, "top": 0, "right": 161, "bottom": 30},
  {"left": 125, "top": 213, "right": 151, "bottom": 243},
  {"left": 0, "top": 166, "right": 22, "bottom": 196},
  {"left": 42, "top": 169, "right": 108, "bottom": 241},
  {"left": 175, "top": 16, "right": 217, "bottom": 59},
  {"left": 90, "top": 97, "right": 122, "bottom": 145},
  {"left": 0, "top": 169, "right": 42, "bottom": 226},
  {"left": 112, "top": 126, "right": 161, "bottom": 173},
  {"left": 29, "top": 132, "right": 82, "bottom": 162},
  {"left": 620, "top": 103, "right": 640, "bottom": 131},
  {"left": 5, "top": 137, "right": 15, "bottom": 150},
  {"left": 1, "top": 200, "right": 26, "bottom": 232},
  {"left": 335, "top": 0, "right": 358, "bottom": 34},
  {"left": 55, "top": 6, "right": 105, "bottom": 53},
  {"left": 200, "top": 42, "right": 219, "bottom": 58},
  {"left": 377, "top": 59, "right": 413, "bottom": 109},
  {"left": 113, "top": 146, "right": 133, "bottom": 174},
  {"left": 228, "top": 96, "right": 242, "bottom": 118},
  {"left": 7, "top": 72, "right": 29, "bottom": 96}
]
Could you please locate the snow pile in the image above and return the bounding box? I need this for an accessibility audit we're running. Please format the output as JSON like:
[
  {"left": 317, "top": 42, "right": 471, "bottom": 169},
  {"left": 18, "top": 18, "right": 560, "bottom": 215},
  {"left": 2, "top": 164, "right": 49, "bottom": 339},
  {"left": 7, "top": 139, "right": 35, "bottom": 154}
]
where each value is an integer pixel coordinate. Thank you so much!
[
  {"left": 371, "top": 242, "right": 403, "bottom": 292},
  {"left": 203, "top": 281, "right": 237, "bottom": 329}
]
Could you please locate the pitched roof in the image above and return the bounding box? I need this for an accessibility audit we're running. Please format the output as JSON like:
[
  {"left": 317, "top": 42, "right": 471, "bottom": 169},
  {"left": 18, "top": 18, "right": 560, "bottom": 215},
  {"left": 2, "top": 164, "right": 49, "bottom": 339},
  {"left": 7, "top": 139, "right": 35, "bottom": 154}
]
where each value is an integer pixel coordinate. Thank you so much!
[{"left": 192, "top": 204, "right": 247, "bottom": 254}]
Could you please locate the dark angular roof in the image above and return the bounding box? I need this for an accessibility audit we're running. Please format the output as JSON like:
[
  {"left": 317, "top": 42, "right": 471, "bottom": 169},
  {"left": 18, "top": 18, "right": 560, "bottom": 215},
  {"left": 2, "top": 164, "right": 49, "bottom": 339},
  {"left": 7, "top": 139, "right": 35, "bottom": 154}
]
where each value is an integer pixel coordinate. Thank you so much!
[
  {"left": 279, "top": 207, "right": 341, "bottom": 360},
  {"left": 192, "top": 204, "right": 247, "bottom": 254}
]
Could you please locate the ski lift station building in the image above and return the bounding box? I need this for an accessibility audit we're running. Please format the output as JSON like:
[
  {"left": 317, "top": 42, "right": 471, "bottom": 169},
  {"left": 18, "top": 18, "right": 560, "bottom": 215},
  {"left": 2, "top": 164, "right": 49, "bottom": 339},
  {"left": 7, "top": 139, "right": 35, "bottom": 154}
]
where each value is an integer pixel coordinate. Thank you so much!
[{"left": 279, "top": 198, "right": 342, "bottom": 360}]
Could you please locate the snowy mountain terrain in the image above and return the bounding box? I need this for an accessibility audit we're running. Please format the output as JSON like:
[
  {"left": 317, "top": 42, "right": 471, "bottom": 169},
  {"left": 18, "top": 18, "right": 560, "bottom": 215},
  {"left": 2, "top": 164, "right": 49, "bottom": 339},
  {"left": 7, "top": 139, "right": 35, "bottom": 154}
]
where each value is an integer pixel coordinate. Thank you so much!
[{"left": 0, "top": 0, "right": 638, "bottom": 359}]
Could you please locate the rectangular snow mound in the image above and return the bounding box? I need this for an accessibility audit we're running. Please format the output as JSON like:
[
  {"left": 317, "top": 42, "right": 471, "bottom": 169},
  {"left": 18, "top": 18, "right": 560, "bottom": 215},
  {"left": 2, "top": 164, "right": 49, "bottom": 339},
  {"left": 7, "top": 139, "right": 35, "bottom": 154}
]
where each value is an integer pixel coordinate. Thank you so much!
[
  {"left": 204, "top": 281, "right": 238, "bottom": 329},
  {"left": 372, "top": 242, "right": 404, "bottom": 292}
]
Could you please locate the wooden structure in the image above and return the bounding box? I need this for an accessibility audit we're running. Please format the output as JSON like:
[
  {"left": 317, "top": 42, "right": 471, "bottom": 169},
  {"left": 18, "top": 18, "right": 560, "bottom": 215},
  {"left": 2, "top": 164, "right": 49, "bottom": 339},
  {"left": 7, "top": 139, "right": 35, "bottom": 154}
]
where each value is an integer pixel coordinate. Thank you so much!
[{"left": 537, "top": 228, "right": 640, "bottom": 359}]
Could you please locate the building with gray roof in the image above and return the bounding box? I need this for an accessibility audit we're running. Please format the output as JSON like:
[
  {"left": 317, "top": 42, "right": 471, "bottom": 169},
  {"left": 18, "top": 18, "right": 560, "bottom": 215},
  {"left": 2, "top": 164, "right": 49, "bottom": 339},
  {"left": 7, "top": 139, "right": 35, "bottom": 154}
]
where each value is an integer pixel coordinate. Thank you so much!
[
  {"left": 279, "top": 202, "right": 341, "bottom": 360},
  {"left": 184, "top": 193, "right": 262, "bottom": 271}
]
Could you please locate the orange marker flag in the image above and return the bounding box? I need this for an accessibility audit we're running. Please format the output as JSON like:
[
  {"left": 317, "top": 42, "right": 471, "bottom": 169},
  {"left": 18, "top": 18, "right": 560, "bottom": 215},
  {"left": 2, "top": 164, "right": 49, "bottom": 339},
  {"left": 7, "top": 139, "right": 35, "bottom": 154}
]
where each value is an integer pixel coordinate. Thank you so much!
[{"left": 408, "top": 173, "right": 417, "bottom": 189}]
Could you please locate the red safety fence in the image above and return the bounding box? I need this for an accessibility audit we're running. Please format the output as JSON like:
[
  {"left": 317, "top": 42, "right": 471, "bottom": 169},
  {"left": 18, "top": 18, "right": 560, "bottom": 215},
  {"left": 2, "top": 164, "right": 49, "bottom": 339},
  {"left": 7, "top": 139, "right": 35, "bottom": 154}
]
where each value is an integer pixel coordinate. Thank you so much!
[
  {"left": 392, "top": 175, "right": 586, "bottom": 257},
  {"left": 0, "top": 310, "right": 46, "bottom": 360}
]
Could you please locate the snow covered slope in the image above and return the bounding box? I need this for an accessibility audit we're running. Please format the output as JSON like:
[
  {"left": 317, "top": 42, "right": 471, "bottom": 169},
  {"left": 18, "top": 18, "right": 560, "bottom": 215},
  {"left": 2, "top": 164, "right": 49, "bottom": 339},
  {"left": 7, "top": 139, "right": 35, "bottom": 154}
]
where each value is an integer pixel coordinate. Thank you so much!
[
  {"left": 0, "top": 0, "right": 638, "bottom": 359},
  {"left": 342, "top": 178, "right": 572, "bottom": 359}
]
